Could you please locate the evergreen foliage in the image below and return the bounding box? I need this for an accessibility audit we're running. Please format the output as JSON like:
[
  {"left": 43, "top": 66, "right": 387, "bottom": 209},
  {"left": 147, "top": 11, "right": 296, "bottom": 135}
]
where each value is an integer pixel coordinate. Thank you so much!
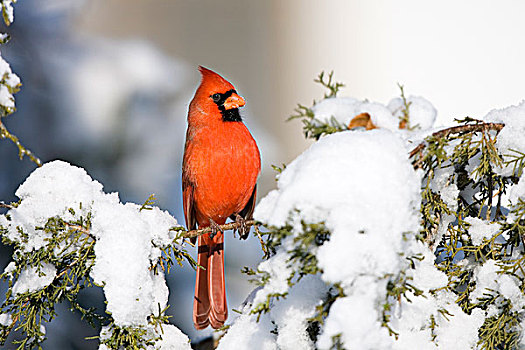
[
  {"left": 241, "top": 73, "right": 525, "bottom": 349},
  {"left": 0, "top": 199, "right": 196, "bottom": 349},
  {"left": 288, "top": 71, "right": 346, "bottom": 140}
]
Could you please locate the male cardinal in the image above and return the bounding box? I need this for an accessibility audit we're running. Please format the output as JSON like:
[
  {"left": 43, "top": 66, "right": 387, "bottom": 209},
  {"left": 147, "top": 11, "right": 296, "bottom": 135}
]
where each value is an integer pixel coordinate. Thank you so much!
[{"left": 182, "top": 66, "right": 261, "bottom": 329}]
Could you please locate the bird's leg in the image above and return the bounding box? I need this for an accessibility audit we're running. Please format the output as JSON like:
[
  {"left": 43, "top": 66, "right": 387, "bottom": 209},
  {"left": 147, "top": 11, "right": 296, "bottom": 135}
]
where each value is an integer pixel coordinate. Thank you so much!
[
  {"left": 235, "top": 214, "right": 249, "bottom": 240},
  {"left": 209, "top": 219, "right": 221, "bottom": 239}
]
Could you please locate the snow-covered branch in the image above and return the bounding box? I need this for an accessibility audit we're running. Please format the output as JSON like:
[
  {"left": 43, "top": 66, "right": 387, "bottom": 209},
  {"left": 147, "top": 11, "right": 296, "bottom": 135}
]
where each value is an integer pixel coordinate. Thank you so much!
[
  {"left": 409, "top": 120, "right": 505, "bottom": 169},
  {"left": 219, "top": 75, "right": 525, "bottom": 350},
  {"left": 0, "top": 0, "right": 41, "bottom": 167}
]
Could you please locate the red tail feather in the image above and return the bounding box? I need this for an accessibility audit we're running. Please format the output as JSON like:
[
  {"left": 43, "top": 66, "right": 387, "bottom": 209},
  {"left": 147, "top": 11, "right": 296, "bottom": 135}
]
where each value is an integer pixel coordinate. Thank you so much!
[
  {"left": 193, "top": 233, "right": 227, "bottom": 329},
  {"left": 193, "top": 235, "right": 211, "bottom": 329}
]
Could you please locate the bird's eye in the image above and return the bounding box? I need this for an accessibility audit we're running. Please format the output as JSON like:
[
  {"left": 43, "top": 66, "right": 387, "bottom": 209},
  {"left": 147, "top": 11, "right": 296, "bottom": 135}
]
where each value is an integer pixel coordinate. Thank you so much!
[{"left": 212, "top": 93, "right": 221, "bottom": 103}]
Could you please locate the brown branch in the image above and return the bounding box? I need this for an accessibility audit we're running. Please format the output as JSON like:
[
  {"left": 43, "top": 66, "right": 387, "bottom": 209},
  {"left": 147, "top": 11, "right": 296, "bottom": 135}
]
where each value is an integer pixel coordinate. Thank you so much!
[
  {"left": 0, "top": 203, "right": 14, "bottom": 209},
  {"left": 180, "top": 219, "right": 258, "bottom": 239},
  {"left": 409, "top": 122, "right": 505, "bottom": 169},
  {"left": 64, "top": 222, "right": 92, "bottom": 237}
]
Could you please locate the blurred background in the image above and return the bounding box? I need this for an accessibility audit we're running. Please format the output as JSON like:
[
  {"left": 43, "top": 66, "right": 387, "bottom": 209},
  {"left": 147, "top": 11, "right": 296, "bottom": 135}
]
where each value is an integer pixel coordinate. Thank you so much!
[{"left": 1, "top": 0, "right": 525, "bottom": 348}]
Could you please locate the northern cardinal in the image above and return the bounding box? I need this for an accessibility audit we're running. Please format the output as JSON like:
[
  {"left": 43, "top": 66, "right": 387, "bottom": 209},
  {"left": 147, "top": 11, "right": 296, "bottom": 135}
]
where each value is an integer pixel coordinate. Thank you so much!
[{"left": 182, "top": 67, "right": 261, "bottom": 329}]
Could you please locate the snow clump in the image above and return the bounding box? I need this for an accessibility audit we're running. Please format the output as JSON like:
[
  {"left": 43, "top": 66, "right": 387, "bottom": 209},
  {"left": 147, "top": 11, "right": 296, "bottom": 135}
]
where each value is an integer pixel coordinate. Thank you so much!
[
  {"left": 483, "top": 100, "right": 525, "bottom": 176},
  {"left": 311, "top": 94, "right": 436, "bottom": 131},
  {"left": 0, "top": 160, "right": 190, "bottom": 348}
]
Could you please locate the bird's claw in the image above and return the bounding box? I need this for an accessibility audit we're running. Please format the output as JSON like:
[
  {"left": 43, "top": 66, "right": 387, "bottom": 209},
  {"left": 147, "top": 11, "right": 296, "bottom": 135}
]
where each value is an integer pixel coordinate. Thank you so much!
[
  {"left": 209, "top": 219, "right": 221, "bottom": 239},
  {"left": 235, "top": 214, "right": 249, "bottom": 240}
]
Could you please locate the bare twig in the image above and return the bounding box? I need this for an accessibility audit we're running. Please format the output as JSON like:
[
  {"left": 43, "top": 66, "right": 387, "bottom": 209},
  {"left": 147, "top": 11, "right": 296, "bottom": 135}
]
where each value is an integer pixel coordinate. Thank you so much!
[
  {"left": 64, "top": 222, "right": 92, "bottom": 237},
  {"left": 0, "top": 203, "right": 14, "bottom": 209},
  {"left": 425, "top": 212, "right": 441, "bottom": 251},
  {"left": 181, "top": 220, "right": 258, "bottom": 239},
  {"left": 409, "top": 122, "right": 505, "bottom": 169},
  {"left": 253, "top": 225, "right": 268, "bottom": 257},
  {"left": 0, "top": 120, "right": 42, "bottom": 167}
]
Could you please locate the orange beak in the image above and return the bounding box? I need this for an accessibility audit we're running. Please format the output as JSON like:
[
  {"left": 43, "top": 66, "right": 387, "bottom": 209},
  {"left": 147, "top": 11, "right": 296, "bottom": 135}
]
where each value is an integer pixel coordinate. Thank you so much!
[{"left": 223, "top": 93, "right": 245, "bottom": 110}]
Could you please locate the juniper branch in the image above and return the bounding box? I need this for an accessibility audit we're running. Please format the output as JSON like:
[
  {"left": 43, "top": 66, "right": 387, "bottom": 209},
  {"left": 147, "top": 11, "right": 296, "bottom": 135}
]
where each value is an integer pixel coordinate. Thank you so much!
[
  {"left": 0, "top": 120, "right": 42, "bottom": 167},
  {"left": 1, "top": 300, "right": 28, "bottom": 342},
  {"left": 409, "top": 122, "right": 505, "bottom": 169}
]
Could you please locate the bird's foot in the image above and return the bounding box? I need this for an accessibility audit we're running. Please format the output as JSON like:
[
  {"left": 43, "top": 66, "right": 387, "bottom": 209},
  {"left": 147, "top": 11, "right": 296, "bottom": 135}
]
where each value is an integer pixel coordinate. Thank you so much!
[
  {"left": 209, "top": 219, "right": 221, "bottom": 239},
  {"left": 235, "top": 214, "right": 249, "bottom": 240}
]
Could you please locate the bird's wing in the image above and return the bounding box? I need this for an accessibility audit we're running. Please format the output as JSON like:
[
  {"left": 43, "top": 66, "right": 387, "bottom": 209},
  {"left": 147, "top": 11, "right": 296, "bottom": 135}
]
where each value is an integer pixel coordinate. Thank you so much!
[
  {"left": 239, "top": 184, "right": 257, "bottom": 221},
  {"left": 182, "top": 173, "right": 197, "bottom": 243},
  {"left": 231, "top": 185, "right": 257, "bottom": 240}
]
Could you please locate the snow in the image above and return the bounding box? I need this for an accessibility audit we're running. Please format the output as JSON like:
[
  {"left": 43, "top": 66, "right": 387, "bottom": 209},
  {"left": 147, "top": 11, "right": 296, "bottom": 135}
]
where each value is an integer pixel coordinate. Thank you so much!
[
  {"left": 90, "top": 200, "right": 175, "bottom": 326},
  {"left": 1, "top": 0, "right": 14, "bottom": 24},
  {"left": 311, "top": 97, "right": 359, "bottom": 126},
  {"left": 0, "top": 160, "right": 190, "bottom": 348},
  {"left": 255, "top": 130, "right": 422, "bottom": 288},
  {"left": 0, "top": 85, "right": 13, "bottom": 108},
  {"left": 429, "top": 167, "right": 459, "bottom": 211},
  {"left": 0, "top": 51, "right": 20, "bottom": 112},
  {"left": 389, "top": 250, "right": 485, "bottom": 349},
  {"left": 311, "top": 95, "right": 437, "bottom": 132},
  {"left": 255, "top": 130, "right": 420, "bottom": 233},
  {"left": 12, "top": 263, "right": 57, "bottom": 295},
  {"left": 433, "top": 305, "right": 485, "bottom": 349},
  {"left": 317, "top": 285, "right": 391, "bottom": 349},
  {"left": 484, "top": 100, "right": 525, "bottom": 176},
  {"left": 464, "top": 217, "right": 500, "bottom": 246},
  {"left": 410, "top": 251, "right": 449, "bottom": 291},
  {"left": 1, "top": 51, "right": 523, "bottom": 347},
  {"left": 358, "top": 101, "right": 399, "bottom": 131},
  {"left": 509, "top": 173, "right": 525, "bottom": 205},
  {"left": 471, "top": 260, "right": 525, "bottom": 312},
  {"left": 6, "top": 160, "right": 106, "bottom": 251},
  {"left": 217, "top": 312, "right": 277, "bottom": 350},
  {"left": 153, "top": 325, "right": 193, "bottom": 349},
  {"left": 251, "top": 250, "right": 293, "bottom": 307},
  {"left": 272, "top": 275, "right": 327, "bottom": 350},
  {"left": 312, "top": 97, "right": 400, "bottom": 130},
  {"left": 99, "top": 325, "right": 190, "bottom": 350},
  {"left": 0, "top": 313, "right": 12, "bottom": 326},
  {"left": 2, "top": 261, "right": 15, "bottom": 276},
  {"left": 221, "top": 254, "right": 327, "bottom": 350},
  {"left": 312, "top": 97, "right": 400, "bottom": 131},
  {"left": 388, "top": 95, "right": 437, "bottom": 130}
]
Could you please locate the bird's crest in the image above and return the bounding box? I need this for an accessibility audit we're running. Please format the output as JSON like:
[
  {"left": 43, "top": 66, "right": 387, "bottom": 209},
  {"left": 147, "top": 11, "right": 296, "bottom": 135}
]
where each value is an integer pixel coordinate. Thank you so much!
[{"left": 198, "top": 66, "right": 235, "bottom": 94}]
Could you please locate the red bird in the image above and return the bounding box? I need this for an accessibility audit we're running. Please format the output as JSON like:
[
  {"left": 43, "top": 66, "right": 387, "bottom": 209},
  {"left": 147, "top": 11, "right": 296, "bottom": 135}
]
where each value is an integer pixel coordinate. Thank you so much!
[{"left": 182, "top": 67, "right": 261, "bottom": 329}]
